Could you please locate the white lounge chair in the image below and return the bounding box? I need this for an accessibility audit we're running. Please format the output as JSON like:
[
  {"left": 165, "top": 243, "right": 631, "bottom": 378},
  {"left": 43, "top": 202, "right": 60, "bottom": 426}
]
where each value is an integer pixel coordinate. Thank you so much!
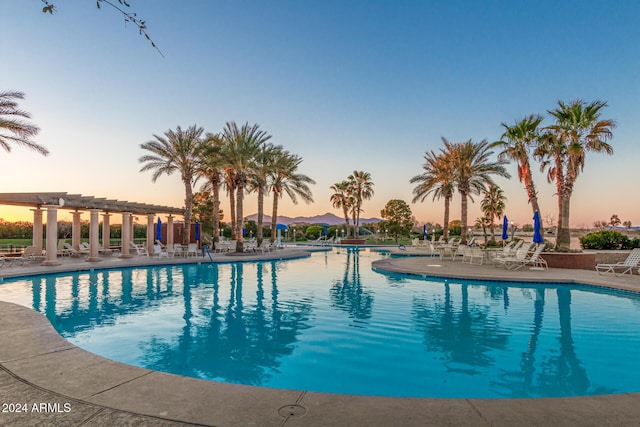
[
  {"left": 596, "top": 248, "right": 640, "bottom": 276},
  {"left": 494, "top": 242, "right": 535, "bottom": 268},
  {"left": 185, "top": 243, "right": 199, "bottom": 257},
  {"left": 506, "top": 243, "right": 548, "bottom": 270},
  {"left": 129, "top": 241, "right": 149, "bottom": 257},
  {"left": 57, "top": 240, "right": 72, "bottom": 257},
  {"left": 153, "top": 244, "right": 168, "bottom": 258},
  {"left": 13, "top": 246, "right": 45, "bottom": 265}
]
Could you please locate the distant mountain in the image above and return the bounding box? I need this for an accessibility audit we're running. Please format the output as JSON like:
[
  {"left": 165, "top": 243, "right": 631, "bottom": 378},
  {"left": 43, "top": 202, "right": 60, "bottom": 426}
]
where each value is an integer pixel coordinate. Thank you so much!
[{"left": 245, "top": 212, "right": 382, "bottom": 225}]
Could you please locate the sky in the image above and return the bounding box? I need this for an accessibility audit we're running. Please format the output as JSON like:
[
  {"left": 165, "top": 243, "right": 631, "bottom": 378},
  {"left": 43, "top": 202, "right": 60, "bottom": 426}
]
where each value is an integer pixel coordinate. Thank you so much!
[{"left": 1, "top": 0, "right": 639, "bottom": 229}]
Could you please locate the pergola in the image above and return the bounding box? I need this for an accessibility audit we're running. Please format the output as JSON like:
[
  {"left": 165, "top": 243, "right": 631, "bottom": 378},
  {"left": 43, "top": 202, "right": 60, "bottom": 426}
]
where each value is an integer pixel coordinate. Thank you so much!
[{"left": 0, "top": 192, "right": 185, "bottom": 265}]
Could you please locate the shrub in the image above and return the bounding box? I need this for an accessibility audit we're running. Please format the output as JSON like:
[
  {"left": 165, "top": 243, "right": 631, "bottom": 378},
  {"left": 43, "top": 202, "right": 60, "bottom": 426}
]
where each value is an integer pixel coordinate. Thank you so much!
[
  {"left": 579, "top": 230, "right": 630, "bottom": 250},
  {"left": 305, "top": 225, "right": 323, "bottom": 240}
]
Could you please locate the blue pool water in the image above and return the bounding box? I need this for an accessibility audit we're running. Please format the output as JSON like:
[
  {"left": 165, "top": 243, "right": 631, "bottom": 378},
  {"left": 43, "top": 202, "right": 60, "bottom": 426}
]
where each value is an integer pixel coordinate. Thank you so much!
[{"left": 1, "top": 248, "right": 639, "bottom": 398}]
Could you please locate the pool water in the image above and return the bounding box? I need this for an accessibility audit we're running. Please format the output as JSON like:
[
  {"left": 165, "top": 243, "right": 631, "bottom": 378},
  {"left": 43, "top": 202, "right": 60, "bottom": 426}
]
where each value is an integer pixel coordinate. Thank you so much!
[{"left": 1, "top": 248, "right": 639, "bottom": 398}]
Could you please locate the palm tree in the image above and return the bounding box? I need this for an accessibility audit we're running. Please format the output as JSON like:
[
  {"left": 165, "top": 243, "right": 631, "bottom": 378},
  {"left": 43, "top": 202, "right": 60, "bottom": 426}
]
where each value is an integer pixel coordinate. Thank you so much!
[
  {"left": 224, "top": 167, "right": 237, "bottom": 240},
  {"left": 268, "top": 150, "right": 315, "bottom": 243},
  {"left": 474, "top": 216, "right": 491, "bottom": 246},
  {"left": 539, "top": 99, "right": 615, "bottom": 251},
  {"left": 330, "top": 181, "right": 353, "bottom": 238},
  {"left": 139, "top": 125, "right": 204, "bottom": 245},
  {"left": 492, "top": 114, "right": 543, "bottom": 215},
  {"left": 347, "top": 171, "right": 374, "bottom": 239},
  {"left": 445, "top": 138, "right": 510, "bottom": 244},
  {"left": 248, "top": 143, "right": 281, "bottom": 247},
  {"left": 197, "top": 132, "right": 225, "bottom": 246},
  {"left": 410, "top": 150, "right": 456, "bottom": 241},
  {"left": 220, "top": 122, "right": 271, "bottom": 252},
  {"left": 0, "top": 91, "right": 48, "bottom": 156},
  {"left": 480, "top": 184, "right": 507, "bottom": 243}
]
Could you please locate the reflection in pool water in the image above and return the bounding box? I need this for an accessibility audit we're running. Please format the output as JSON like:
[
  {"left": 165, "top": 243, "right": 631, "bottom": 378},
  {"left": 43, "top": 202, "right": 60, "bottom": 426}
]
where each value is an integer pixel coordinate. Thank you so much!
[{"left": 1, "top": 248, "right": 639, "bottom": 398}]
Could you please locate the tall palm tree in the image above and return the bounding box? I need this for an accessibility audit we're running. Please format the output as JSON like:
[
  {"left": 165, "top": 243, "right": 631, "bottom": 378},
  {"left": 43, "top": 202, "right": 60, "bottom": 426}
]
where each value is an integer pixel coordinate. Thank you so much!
[
  {"left": 248, "top": 143, "right": 281, "bottom": 247},
  {"left": 539, "top": 99, "right": 615, "bottom": 251},
  {"left": 480, "top": 184, "right": 507, "bottom": 243},
  {"left": 410, "top": 150, "right": 456, "bottom": 240},
  {"left": 347, "top": 171, "right": 374, "bottom": 239},
  {"left": 0, "top": 91, "right": 48, "bottom": 155},
  {"left": 197, "top": 132, "right": 225, "bottom": 246},
  {"left": 330, "top": 181, "right": 353, "bottom": 238},
  {"left": 492, "top": 114, "right": 543, "bottom": 215},
  {"left": 445, "top": 138, "right": 510, "bottom": 244},
  {"left": 223, "top": 167, "right": 237, "bottom": 240},
  {"left": 268, "top": 150, "right": 315, "bottom": 243},
  {"left": 139, "top": 125, "right": 204, "bottom": 245},
  {"left": 220, "top": 122, "right": 271, "bottom": 252}
]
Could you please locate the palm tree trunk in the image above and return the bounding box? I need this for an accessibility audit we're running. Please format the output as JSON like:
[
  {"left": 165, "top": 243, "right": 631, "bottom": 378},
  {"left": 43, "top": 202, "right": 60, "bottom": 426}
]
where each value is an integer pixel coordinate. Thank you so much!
[
  {"left": 556, "top": 187, "right": 572, "bottom": 251},
  {"left": 443, "top": 195, "right": 451, "bottom": 241},
  {"left": 342, "top": 206, "right": 350, "bottom": 240},
  {"left": 212, "top": 181, "right": 220, "bottom": 245},
  {"left": 257, "top": 186, "right": 264, "bottom": 247},
  {"left": 235, "top": 184, "right": 244, "bottom": 252},
  {"left": 183, "top": 178, "right": 193, "bottom": 246},
  {"left": 490, "top": 219, "right": 496, "bottom": 242},
  {"left": 460, "top": 191, "right": 468, "bottom": 244},
  {"left": 271, "top": 192, "right": 279, "bottom": 243},
  {"left": 229, "top": 187, "right": 236, "bottom": 240}
]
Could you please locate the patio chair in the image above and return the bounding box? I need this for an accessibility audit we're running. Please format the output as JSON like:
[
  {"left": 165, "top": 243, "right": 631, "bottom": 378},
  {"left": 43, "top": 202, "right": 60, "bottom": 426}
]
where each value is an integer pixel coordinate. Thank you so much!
[
  {"left": 129, "top": 241, "right": 149, "bottom": 257},
  {"left": 494, "top": 242, "right": 535, "bottom": 268},
  {"left": 14, "top": 246, "right": 45, "bottom": 265},
  {"left": 596, "top": 248, "right": 640, "bottom": 276},
  {"left": 505, "top": 243, "right": 548, "bottom": 271},
  {"left": 185, "top": 243, "right": 199, "bottom": 257},
  {"left": 57, "top": 240, "right": 72, "bottom": 257},
  {"left": 153, "top": 244, "right": 168, "bottom": 258}
]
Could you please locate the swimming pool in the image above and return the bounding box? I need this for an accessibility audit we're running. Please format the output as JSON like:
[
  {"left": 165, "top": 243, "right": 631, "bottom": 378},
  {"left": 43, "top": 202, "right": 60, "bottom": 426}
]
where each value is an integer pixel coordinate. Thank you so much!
[{"left": 0, "top": 248, "right": 639, "bottom": 399}]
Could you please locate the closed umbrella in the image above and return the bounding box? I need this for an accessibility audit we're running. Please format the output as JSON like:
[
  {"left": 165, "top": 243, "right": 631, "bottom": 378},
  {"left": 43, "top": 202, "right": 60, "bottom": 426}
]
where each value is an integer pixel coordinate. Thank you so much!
[
  {"left": 156, "top": 217, "right": 162, "bottom": 241},
  {"left": 423, "top": 224, "right": 427, "bottom": 239},
  {"left": 533, "top": 211, "right": 543, "bottom": 244},
  {"left": 501, "top": 215, "right": 509, "bottom": 242},
  {"left": 195, "top": 221, "right": 200, "bottom": 241}
]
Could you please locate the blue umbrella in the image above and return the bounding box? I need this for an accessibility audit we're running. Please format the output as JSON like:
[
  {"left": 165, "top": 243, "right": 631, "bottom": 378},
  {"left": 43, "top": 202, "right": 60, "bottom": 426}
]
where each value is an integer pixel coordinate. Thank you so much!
[
  {"left": 501, "top": 215, "right": 509, "bottom": 241},
  {"left": 156, "top": 217, "right": 162, "bottom": 241},
  {"left": 195, "top": 221, "right": 200, "bottom": 241},
  {"left": 533, "top": 211, "right": 543, "bottom": 244},
  {"left": 423, "top": 224, "right": 427, "bottom": 238}
]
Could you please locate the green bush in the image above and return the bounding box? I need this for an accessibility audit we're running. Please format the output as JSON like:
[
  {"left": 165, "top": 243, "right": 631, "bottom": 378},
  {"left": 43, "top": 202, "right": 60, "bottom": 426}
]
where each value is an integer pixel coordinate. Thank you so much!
[
  {"left": 579, "top": 230, "right": 634, "bottom": 250},
  {"left": 305, "top": 225, "right": 323, "bottom": 240}
]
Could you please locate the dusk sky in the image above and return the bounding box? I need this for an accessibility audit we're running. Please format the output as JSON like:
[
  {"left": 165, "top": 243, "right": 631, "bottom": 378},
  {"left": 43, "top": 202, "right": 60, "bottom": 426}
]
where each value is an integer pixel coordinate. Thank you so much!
[{"left": 1, "top": 1, "right": 639, "bottom": 228}]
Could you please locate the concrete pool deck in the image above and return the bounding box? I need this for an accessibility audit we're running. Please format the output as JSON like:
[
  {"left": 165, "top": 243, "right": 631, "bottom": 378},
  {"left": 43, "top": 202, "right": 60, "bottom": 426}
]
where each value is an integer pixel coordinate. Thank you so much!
[{"left": 1, "top": 247, "right": 640, "bottom": 426}]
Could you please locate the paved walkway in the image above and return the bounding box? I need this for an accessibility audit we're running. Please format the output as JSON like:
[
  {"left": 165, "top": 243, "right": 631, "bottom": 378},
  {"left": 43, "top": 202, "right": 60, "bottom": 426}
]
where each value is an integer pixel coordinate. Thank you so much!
[{"left": 1, "top": 247, "right": 640, "bottom": 426}]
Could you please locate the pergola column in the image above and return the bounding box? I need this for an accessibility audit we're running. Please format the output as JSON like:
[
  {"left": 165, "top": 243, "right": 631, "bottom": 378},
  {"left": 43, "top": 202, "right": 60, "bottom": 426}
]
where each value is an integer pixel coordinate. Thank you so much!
[
  {"left": 120, "top": 212, "right": 132, "bottom": 258},
  {"left": 146, "top": 213, "right": 155, "bottom": 255},
  {"left": 42, "top": 205, "right": 60, "bottom": 266},
  {"left": 86, "top": 209, "right": 101, "bottom": 262},
  {"left": 72, "top": 211, "right": 82, "bottom": 251},
  {"left": 129, "top": 215, "right": 135, "bottom": 244},
  {"left": 31, "top": 208, "right": 43, "bottom": 256},
  {"left": 167, "top": 215, "right": 174, "bottom": 248},
  {"left": 102, "top": 213, "right": 111, "bottom": 252}
]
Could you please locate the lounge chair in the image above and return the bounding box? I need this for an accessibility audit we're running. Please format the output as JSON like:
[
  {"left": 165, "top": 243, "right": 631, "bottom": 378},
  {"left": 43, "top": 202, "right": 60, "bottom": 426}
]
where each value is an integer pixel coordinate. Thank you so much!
[
  {"left": 494, "top": 242, "right": 535, "bottom": 268},
  {"left": 596, "top": 248, "right": 640, "bottom": 276},
  {"left": 57, "top": 240, "right": 72, "bottom": 257},
  {"left": 254, "top": 241, "right": 273, "bottom": 254},
  {"left": 129, "top": 241, "right": 149, "bottom": 257},
  {"left": 505, "top": 243, "right": 548, "bottom": 270},
  {"left": 153, "top": 244, "right": 168, "bottom": 258},
  {"left": 13, "top": 246, "right": 45, "bottom": 265},
  {"left": 185, "top": 243, "right": 199, "bottom": 257}
]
